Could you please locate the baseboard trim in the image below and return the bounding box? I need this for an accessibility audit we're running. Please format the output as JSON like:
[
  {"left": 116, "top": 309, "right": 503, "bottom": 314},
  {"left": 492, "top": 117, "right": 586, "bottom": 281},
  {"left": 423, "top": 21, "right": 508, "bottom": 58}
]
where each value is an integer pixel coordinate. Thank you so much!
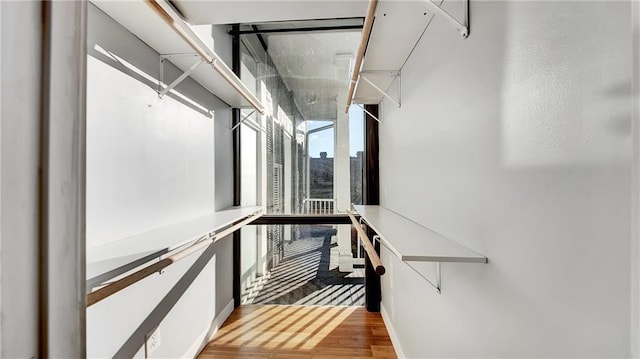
[
  {"left": 185, "top": 299, "right": 235, "bottom": 358},
  {"left": 381, "top": 303, "right": 406, "bottom": 359}
]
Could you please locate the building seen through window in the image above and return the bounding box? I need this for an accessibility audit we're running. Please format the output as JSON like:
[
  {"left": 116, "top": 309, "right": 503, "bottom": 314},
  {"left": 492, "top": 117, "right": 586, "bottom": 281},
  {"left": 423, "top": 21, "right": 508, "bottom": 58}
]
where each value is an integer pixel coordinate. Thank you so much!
[{"left": 237, "top": 19, "right": 367, "bottom": 305}]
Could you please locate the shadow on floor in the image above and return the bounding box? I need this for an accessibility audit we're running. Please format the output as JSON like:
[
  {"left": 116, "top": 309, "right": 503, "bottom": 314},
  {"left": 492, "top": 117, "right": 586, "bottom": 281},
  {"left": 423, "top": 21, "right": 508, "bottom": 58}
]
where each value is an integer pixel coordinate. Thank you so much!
[{"left": 244, "top": 226, "right": 365, "bottom": 306}]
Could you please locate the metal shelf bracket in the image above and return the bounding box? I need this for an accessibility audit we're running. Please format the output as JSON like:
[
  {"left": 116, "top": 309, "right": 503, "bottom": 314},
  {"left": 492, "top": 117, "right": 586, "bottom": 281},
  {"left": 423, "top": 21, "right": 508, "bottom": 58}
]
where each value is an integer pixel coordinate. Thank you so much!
[
  {"left": 359, "top": 71, "right": 401, "bottom": 108},
  {"left": 406, "top": 261, "right": 441, "bottom": 295},
  {"left": 372, "top": 234, "right": 442, "bottom": 295},
  {"left": 158, "top": 53, "right": 207, "bottom": 98},
  {"left": 230, "top": 109, "right": 267, "bottom": 133},
  {"left": 421, "top": 0, "right": 469, "bottom": 39},
  {"left": 231, "top": 110, "right": 257, "bottom": 131},
  {"left": 356, "top": 104, "right": 382, "bottom": 124}
]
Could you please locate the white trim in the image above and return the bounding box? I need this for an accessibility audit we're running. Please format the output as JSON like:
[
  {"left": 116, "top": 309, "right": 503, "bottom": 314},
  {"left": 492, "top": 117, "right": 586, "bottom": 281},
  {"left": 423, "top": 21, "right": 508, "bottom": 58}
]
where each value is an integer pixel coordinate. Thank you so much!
[
  {"left": 0, "top": 0, "right": 3, "bottom": 351},
  {"left": 633, "top": 1, "right": 640, "bottom": 357},
  {"left": 184, "top": 299, "right": 234, "bottom": 358},
  {"left": 380, "top": 303, "right": 406, "bottom": 359},
  {"left": 43, "top": 1, "right": 87, "bottom": 356}
]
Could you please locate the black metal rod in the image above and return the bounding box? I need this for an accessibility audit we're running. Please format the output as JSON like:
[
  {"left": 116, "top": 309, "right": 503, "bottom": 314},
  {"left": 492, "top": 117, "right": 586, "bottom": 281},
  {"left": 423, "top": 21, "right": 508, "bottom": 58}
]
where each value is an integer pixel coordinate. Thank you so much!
[
  {"left": 231, "top": 24, "right": 242, "bottom": 308},
  {"left": 39, "top": 2, "right": 52, "bottom": 356},
  {"left": 231, "top": 25, "right": 363, "bottom": 35},
  {"left": 251, "top": 25, "right": 269, "bottom": 51},
  {"left": 251, "top": 214, "right": 353, "bottom": 225}
]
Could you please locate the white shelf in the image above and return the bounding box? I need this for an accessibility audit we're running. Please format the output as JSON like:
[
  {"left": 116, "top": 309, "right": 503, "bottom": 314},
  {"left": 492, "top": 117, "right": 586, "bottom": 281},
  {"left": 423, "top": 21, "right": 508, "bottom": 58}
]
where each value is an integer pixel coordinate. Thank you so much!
[
  {"left": 91, "top": 0, "right": 263, "bottom": 111},
  {"left": 353, "top": 1, "right": 436, "bottom": 104},
  {"left": 352, "top": 0, "right": 468, "bottom": 105},
  {"left": 86, "top": 206, "right": 262, "bottom": 285},
  {"left": 353, "top": 205, "right": 486, "bottom": 263}
]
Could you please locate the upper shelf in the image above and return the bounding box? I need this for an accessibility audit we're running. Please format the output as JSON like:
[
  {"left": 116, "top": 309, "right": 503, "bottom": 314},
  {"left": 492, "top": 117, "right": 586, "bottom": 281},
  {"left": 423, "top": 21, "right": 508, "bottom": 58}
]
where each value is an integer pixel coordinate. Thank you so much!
[
  {"left": 353, "top": 205, "right": 486, "bottom": 263},
  {"left": 91, "top": 0, "right": 264, "bottom": 113},
  {"left": 349, "top": 0, "right": 469, "bottom": 107},
  {"left": 354, "top": 1, "right": 435, "bottom": 105},
  {"left": 86, "top": 206, "right": 262, "bottom": 287}
]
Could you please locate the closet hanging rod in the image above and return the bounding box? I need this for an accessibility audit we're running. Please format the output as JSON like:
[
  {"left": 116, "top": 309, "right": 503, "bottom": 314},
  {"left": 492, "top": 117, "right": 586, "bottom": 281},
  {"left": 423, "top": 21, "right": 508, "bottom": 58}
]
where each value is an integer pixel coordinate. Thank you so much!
[
  {"left": 145, "top": 0, "right": 265, "bottom": 114},
  {"left": 86, "top": 213, "right": 261, "bottom": 307},
  {"left": 347, "top": 209, "right": 385, "bottom": 275},
  {"left": 345, "top": 0, "right": 378, "bottom": 113}
]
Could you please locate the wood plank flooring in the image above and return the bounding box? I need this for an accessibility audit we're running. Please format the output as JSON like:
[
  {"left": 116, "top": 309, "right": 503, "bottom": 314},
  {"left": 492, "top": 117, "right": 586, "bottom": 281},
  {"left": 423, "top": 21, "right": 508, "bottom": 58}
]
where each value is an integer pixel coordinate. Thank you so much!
[{"left": 198, "top": 305, "right": 397, "bottom": 359}]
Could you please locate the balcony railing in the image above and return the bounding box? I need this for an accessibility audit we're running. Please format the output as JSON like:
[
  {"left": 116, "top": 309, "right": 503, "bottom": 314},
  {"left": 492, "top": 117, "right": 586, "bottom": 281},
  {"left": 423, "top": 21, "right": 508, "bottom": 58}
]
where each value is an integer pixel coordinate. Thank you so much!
[{"left": 303, "top": 198, "right": 335, "bottom": 215}]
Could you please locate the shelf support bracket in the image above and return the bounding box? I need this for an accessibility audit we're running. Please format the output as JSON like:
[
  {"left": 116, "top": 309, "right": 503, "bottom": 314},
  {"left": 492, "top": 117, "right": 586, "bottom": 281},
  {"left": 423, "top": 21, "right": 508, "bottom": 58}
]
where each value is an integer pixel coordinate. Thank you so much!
[
  {"left": 356, "top": 104, "right": 382, "bottom": 124},
  {"left": 359, "top": 73, "right": 401, "bottom": 108},
  {"left": 249, "top": 122, "right": 267, "bottom": 134},
  {"left": 159, "top": 54, "right": 199, "bottom": 93},
  {"left": 158, "top": 57, "right": 204, "bottom": 98},
  {"left": 372, "top": 231, "right": 442, "bottom": 295},
  {"left": 420, "top": 0, "right": 469, "bottom": 39},
  {"left": 372, "top": 234, "right": 381, "bottom": 247},
  {"left": 406, "top": 261, "right": 442, "bottom": 295},
  {"left": 231, "top": 110, "right": 257, "bottom": 131}
]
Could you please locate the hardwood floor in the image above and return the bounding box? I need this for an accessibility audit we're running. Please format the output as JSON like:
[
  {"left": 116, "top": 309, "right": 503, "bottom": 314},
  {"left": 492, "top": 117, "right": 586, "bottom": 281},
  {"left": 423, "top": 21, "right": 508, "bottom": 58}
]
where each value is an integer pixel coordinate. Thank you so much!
[{"left": 198, "top": 305, "right": 397, "bottom": 359}]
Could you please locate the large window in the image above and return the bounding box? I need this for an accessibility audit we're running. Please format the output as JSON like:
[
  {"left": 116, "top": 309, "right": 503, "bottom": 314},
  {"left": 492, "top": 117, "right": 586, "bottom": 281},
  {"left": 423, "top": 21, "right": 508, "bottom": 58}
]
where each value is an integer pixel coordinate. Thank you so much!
[
  {"left": 237, "top": 19, "right": 367, "bottom": 305},
  {"left": 306, "top": 121, "right": 334, "bottom": 213}
]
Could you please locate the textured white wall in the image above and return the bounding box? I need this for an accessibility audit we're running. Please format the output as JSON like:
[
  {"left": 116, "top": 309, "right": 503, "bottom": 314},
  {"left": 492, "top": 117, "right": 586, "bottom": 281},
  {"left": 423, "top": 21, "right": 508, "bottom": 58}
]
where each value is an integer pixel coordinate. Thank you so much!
[
  {"left": 0, "top": 2, "right": 41, "bottom": 357},
  {"left": 379, "top": 1, "right": 632, "bottom": 357},
  {"left": 0, "top": 1, "right": 3, "bottom": 352},
  {"left": 86, "top": 54, "right": 215, "bottom": 247},
  {"left": 633, "top": 1, "right": 640, "bottom": 356},
  {"left": 86, "top": 5, "right": 234, "bottom": 357}
]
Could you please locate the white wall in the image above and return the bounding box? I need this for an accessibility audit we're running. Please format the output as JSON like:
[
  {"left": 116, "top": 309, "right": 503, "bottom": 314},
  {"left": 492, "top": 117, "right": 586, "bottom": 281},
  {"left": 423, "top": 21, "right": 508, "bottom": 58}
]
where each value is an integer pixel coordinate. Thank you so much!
[
  {"left": 379, "top": 1, "right": 632, "bottom": 357},
  {"left": 632, "top": 1, "right": 640, "bottom": 356},
  {"left": 86, "top": 5, "right": 235, "bottom": 357},
  {"left": 86, "top": 54, "right": 215, "bottom": 247},
  {"left": 0, "top": 2, "right": 41, "bottom": 357},
  {"left": 0, "top": 1, "right": 3, "bottom": 352}
]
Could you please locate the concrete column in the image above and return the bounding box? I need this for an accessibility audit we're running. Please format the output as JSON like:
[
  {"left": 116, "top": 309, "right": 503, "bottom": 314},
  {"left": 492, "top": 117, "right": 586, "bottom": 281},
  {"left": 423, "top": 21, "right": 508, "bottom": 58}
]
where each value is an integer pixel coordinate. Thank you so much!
[
  {"left": 258, "top": 82, "right": 268, "bottom": 275},
  {"left": 335, "top": 106, "right": 351, "bottom": 213},
  {"left": 284, "top": 134, "right": 292, "bottom": 244},
  {"left": 335, "top": 64, "right": 353, "bottom": 271}
]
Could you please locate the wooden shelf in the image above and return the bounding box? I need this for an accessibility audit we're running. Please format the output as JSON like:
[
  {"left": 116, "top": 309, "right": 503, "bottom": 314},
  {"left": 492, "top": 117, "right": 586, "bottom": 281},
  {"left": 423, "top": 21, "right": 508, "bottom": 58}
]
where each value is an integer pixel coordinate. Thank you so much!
[
  {"left": 91, "top": 0, "right": 264, "bottom": 111},
  {"left": 353, "top": 205, "right": 486, "bottom": 263},
  {"left": 86, "top": 206, "right": 262, "bottom": 287}
]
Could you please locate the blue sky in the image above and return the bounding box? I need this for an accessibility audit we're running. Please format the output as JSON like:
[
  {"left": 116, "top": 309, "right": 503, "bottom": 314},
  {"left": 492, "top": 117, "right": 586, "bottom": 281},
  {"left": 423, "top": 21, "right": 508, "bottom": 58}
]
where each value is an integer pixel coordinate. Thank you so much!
[{"left": 307, "top": 105, "right": 364, "bottom": 158}]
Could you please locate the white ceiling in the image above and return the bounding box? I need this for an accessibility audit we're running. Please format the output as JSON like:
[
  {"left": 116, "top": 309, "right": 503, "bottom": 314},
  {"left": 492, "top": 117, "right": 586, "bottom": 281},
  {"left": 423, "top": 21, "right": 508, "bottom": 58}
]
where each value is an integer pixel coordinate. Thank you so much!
[
  {"left": 173, "top": 0, "right": 368, "bottom": 25},
  {"left": 264, "top": 31, "right": 361, "bottom": 121},
  {"left": 173, "top": 0, "right": 366, "bottom": 122}
]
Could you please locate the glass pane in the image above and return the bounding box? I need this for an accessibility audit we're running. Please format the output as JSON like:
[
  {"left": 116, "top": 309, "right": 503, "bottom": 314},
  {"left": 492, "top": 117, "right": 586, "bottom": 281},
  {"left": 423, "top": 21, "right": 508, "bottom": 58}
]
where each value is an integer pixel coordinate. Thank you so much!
[
  {"left": 307, "top": 121, "right": 334, "bottom": 212},
  {"left": 240, "top": 23, "right": 360, "bottom": 215},
  {"left": 238, "top": 21, "right": 365, "bottom": 307},
  {"left": 242, "top": 224, "right": 364, "bottom": 306}
]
